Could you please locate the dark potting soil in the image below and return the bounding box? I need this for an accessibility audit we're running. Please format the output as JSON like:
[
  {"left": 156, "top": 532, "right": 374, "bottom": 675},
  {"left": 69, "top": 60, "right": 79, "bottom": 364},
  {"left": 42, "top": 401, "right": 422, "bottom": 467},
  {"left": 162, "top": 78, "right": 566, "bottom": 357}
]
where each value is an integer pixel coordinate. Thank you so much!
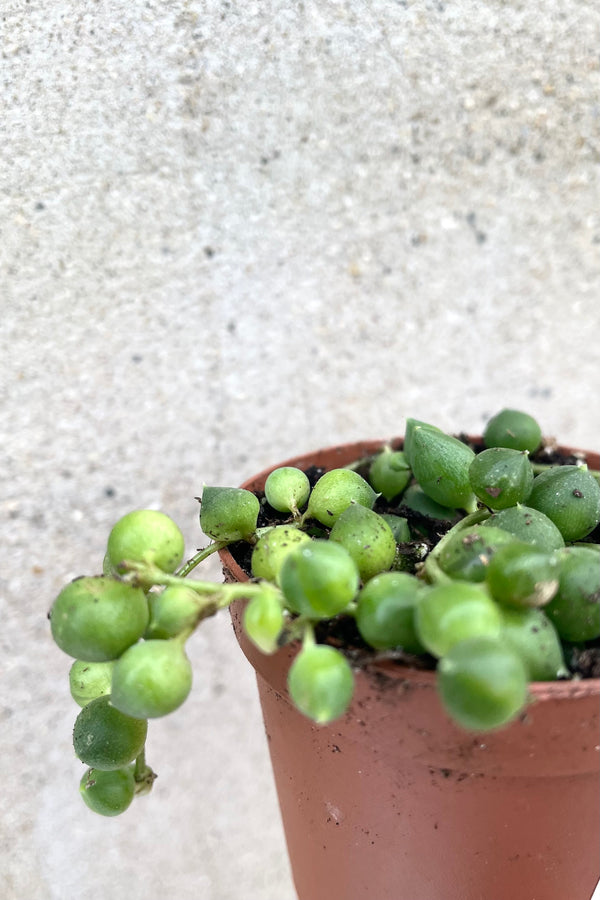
[{"left": 226, "top": 438, "right": 600, "bottom": 680}]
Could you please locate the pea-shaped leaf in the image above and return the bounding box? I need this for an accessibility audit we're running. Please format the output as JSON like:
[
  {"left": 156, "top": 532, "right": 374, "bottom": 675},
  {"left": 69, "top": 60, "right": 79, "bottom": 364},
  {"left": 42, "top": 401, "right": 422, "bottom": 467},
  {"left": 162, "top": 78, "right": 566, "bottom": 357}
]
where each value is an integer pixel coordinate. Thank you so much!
[
  {"left": 73, "top": 695, "right": 147, "bottom": 770},
  {"left": 279, "top": 540, "right": 360, "bottom": 618},
  {"left": 483, "top": 409, "right": 542, "bottom": 453},
  {"left": 80, "top": 767, "right": 136, "bottom": 817},
  {"left": 110, "top": 639, "right": 193, "bottom": 719},
  {"left": 436, "top": 525, "right": 517, "bottom": 583},
  {"left": 527, "top": 465, "right": 600, "bottom": 541},
  {"left": 437, "top": 636, "right": 529, "bottom": 731},
  {"left": 305, "top": 469, "right": 377, "bottom": 526},
  {"left": 468, "top": 448, "right": 533, "bottom": 509},
  {"left": 499, "top": 606, "right": 567, "bottom": 681},
  {"left": 545, "top": 547, "right": 600, "bottom": 642},
  {"left": 409, "top": 427, "right": 477, "bottom": 512},
  {"left": 107, "top": 510, "right": 185, "bottom": 575},
  {"left": 485, "top": 542, "right": 559, "bottom": 609},
  {"left": 264, "top": 467, "right": 311, "bottom": 514},
  {"left": 288, "top": 643, "right": 354, "bottom": 724},
  {"left": 368, "top": 447, "right": 411, "bottom": 501},
  {"left": 415, "top": 582, "right": 502, "bottom": 658},
  {"left": 329, "top": 504, "right": 396, "bottom": 582},
  {"left": 69, "top": 660, "right": 116, "bottom": 708},
  {"left": 481, "top": 505, "right": 565, "bottom": 550},
  {"left": 356, "top": 572, "right": 426, "bottom": 652},
  {"left": 146, "top": 585, "right": 205, "bottom": 640},
  {"left": 200, "top": 486, "right": 260, "bottom": 542},
  {"left": 250, "top": 525, "right": 311, "bottom": 583},
  {"left": 403, "top": 418, "right": 443, "bottom": 468},
  {"left": 50, "top": 576, "right": 150, "bottom": 662},
  {"left": 243, "top": 587, "right": 285, "bottom": 655}
]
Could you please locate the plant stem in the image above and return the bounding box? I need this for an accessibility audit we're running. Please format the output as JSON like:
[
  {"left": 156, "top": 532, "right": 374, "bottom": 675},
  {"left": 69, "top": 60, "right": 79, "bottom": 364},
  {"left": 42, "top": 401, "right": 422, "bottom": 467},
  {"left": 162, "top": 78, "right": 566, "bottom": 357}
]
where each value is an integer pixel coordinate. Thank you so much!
[
  {"left": 176, "top": 541, "right": 229, "bottom": 577},
  {"left": 134, "top": 748, "right": 147, "bottom": 780},
  {"left": 133, "top": 748, "right": 157, "bottom": 796},
  {"left": 302, "top": 622, "right": 316, "bottom": 649}
]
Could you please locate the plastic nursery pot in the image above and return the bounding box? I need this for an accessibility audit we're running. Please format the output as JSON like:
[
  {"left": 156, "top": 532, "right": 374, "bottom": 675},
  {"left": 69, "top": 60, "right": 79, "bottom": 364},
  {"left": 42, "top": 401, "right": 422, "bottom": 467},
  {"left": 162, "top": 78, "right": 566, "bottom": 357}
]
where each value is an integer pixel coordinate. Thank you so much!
[{"left": 220, "top": 440, "right": 600, "bottom": 900}]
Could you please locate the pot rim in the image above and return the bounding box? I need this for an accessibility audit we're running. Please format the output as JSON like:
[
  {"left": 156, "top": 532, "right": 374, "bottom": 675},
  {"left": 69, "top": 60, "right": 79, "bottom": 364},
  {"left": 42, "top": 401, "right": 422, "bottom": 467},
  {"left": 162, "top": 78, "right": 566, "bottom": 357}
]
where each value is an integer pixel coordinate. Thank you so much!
[{"left": 219, "top": 436, "right": 600, "bottom": 700}]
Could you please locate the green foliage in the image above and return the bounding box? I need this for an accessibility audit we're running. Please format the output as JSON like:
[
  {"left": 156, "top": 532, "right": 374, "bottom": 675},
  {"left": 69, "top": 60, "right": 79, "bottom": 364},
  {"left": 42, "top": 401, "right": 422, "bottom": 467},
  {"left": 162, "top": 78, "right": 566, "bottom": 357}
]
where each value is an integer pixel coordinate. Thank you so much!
[
  {"left": 526, "top": 465, "right": 600, "bottom": 541},
  {"left": 200, "top": 486, "right": 260, "bottom": 541},
  {"left": 437, "top": 636, "right": 529, "bottom": 731},
  {"left": 72, "top": 695, "right": 147, "bottom": 770},
  {"left": 107, "top": 510, "right": 185, "bottom": 575},
  {"left": 49, "top": 407, "right": 600, "bottom": 816},
  {"left": 483, "top": 409, "right": 542, "bottom": 453},
  {"left": 110, "top": 639, "right": 193, "bottom": 719},
  {"left": 468, "top": 447, "right": 533, "bottom": 509},
  {"left": 69, "top": 660, "right": 115, "bottom": 708},
  {"left": 264, "top": 467, "right": 311, "bottom": 514},
  {"left": 329, "top": 504, "right": 396, "bottom": 582},
  {"left": 278, "top": 540, "right": 360, "bottom": 618},
  {"left": 50, "top": 576, "right": 149, "bottom": 662},
  {"left": 287, "top": 641, "right": 354, "bottom": 724},
  {"left": 304, "top": 468, "right": 377, "bottom": 525},
  {"left": 80, "top": 767, "right": 136, "bottom": 817}
]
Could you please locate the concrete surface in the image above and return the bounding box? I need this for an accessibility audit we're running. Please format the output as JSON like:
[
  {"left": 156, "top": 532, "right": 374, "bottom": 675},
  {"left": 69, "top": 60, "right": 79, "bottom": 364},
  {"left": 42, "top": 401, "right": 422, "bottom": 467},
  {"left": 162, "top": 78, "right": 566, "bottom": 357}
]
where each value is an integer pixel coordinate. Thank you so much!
[{"left": 2, "top": 0, "right": 600, "bottom": 898}]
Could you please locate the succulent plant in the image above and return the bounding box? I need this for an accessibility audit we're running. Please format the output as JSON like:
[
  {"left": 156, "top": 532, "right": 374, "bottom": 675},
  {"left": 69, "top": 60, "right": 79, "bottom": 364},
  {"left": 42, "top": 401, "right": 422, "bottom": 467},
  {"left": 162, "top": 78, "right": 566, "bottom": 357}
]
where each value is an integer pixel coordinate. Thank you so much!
[{"left": 48, "top": 409, "right": 600, "bottom": 816}]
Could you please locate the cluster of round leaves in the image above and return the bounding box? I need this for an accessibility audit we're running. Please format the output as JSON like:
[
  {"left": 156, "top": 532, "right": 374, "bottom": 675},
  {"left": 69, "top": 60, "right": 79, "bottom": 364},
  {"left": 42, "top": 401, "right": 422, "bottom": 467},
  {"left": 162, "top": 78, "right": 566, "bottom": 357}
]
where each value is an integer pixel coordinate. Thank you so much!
[
  {"left": 50, "top": 408, "right": 600, "bottom": 816},
  {"left": 239, "top": 409, "right": 599, "bottom": 730},
  {"left": 50, "top": 510, "right": 195, "bottom": 816}
]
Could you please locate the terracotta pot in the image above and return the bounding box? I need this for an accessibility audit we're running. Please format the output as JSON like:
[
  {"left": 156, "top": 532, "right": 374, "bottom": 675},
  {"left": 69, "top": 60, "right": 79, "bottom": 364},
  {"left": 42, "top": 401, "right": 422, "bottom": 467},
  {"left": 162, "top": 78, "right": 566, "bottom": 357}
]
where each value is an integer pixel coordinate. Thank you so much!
[{"left": 220, "top": 440, "right": 600, "bottom": 900}]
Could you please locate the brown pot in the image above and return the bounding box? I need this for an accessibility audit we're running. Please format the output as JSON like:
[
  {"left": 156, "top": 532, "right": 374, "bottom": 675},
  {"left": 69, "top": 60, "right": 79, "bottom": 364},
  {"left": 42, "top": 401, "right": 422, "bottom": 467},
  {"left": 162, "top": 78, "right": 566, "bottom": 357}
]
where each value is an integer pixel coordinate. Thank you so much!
[{"left": 220, "top": 440, "right": 600, "bottom": 900}]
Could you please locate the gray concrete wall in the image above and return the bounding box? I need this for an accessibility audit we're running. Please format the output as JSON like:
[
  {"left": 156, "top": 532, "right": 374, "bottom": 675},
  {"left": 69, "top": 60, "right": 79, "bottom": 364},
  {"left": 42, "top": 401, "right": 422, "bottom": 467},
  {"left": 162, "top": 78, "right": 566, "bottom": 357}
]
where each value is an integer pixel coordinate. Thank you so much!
[{"left": 2, "top": 1, "right": 600, "bottom": 898}]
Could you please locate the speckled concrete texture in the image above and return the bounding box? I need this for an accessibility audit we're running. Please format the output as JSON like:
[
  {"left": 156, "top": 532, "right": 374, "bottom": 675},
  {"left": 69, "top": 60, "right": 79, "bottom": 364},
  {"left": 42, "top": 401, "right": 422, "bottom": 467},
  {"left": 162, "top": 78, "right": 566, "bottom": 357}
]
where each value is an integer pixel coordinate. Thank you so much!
[{"left": 2, "top": 1, "right": 600, "bottom": 898}]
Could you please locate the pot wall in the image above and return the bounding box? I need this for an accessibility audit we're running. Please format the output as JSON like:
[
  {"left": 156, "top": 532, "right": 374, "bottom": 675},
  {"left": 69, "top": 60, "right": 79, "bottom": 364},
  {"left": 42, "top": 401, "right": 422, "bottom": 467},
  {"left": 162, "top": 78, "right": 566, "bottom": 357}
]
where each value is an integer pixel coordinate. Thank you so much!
[{"left": 222, "top": 440, "right": 600, "bottom": 900}]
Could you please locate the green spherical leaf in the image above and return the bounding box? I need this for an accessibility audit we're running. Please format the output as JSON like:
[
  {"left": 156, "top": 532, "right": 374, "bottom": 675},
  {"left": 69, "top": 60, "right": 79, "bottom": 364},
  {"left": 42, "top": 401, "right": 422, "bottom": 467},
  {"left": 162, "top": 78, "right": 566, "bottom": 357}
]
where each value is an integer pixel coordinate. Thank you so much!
[
  {"left": 527, "top": 466, "right": 600, "bottom": 541},
  {"left": 368, "top": 448, "right": 411, "bottom": 501},
  {"left": 305, "top": 469, "right": 377, "bottom": 526},
  {"left": 243, "top": 588, "right": 285, "bottom": 655},
  {"left": 437, "top": 636, "right": 529, "bottom": 731},
  {"left": 73, "top": 695, "right": 147, "bottom": 770},
  {"left": 403, "top": 419, "right": 443, "bottom": 469},
  {"left": 415, "top": 582, "right": 502, "bottom": 658},
  {"left": 408, "top": 427, "right": 477, "bottom": 512},
  {"left": 499, "top": 607, "right": 567, "bottom": 681},
  {"left": 288, "top": 643, "right": 354, "bottom": 723},
  {"left": 69, "top": 660, "right": 116, "bottom": 708},
  {"left": 483, "top": 409, "right": 542, "bottom": 453},
  {"left": 250, "top": 525, "right": 311, "bottom": 583},
  {"left": 329, "top": 504, "right": 396, "bottom": 582},
  {"left": 110, "top": 639, "right": 193, "bottom": 719},
  {"left": 485, "top": 542, "right": 559, "bottom": 609},
  {"left": 436, "top": 525, "right": 517, "bottom": 583},
  {"left": 146, "top": 585, "right": 203, "bottom": 640},
  {"left": 279, "top": 540, "right": 360, "bottom": 618},
  {"left": 468, "top": 448, "right": 534, "bottom": 510},
  {"left": 481, "top": 506, "right": 565, "bottom": 551},
  {"left": 50, "top": 576, "right": 149, "bottom": 662},
  {"left": 107, "top": 510, "right": 185, "bottom": 574},
  {"left": 80, "top": 767, "right": 136, "bottom": 817},
  {"left": 545, "top": 547, "right": 600, "bottom": 642},
  {"left": 200, "top": 486, "right": 260, "bottom": 542},
  {"left": 264, "top": 467, "right": 311, "bottom": 514},
  {"left": 356, "top": 572, "right": 425, "bottom": 652}
]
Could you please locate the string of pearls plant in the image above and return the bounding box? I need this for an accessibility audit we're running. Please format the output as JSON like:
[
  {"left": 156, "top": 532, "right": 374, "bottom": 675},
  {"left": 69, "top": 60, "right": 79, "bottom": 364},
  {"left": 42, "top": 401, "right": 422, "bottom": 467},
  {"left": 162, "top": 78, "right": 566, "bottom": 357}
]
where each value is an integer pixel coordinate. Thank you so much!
[{"left": 49, "top": 409, "right": 600, "bottom": 816}]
